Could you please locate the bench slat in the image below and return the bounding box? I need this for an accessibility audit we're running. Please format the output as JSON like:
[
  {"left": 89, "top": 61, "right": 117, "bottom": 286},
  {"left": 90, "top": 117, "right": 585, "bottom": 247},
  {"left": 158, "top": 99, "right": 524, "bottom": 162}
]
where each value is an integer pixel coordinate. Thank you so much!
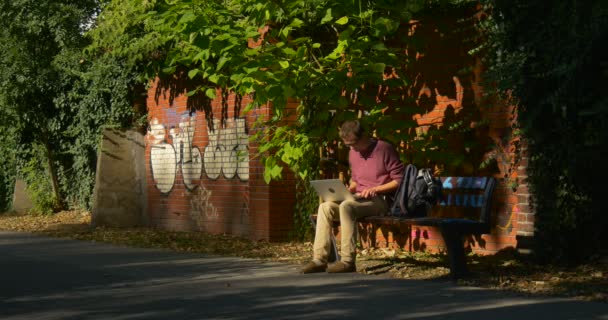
[{"left": 441, "top": 177, "right": 488, "bottom": 190}]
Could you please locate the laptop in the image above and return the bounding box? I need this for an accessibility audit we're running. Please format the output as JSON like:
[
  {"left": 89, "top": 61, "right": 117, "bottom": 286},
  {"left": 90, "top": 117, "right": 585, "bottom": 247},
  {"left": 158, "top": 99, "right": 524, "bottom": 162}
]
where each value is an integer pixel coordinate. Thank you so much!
[{"left": 309, "top": 179, "right": 357, "bottom": 202}]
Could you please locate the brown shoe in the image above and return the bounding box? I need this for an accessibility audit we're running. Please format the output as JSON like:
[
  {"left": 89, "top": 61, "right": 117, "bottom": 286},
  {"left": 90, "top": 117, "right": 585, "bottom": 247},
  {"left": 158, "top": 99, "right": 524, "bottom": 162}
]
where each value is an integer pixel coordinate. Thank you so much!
[
  {"left": 326, "top": 261, "right": 356, "bottom": 273},
  {"left": 301, "top": 261, "right": 327, "bottom": 274}
]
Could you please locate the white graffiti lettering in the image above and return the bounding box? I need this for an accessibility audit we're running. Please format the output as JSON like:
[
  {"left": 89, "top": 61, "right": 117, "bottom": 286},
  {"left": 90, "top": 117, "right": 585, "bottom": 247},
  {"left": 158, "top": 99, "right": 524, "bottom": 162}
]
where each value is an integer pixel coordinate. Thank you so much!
[
  {"left": 149, "top": 118, "right": 177, "bottom": 193},
  {"left": 169, "top": 114, "right": 202, "bottom": 190},
  {"left": 203, "top": 118, "right": 249, "bottom": 181},
  {"left": 149, "top": 115, "right": 249, "bottom": 194}
]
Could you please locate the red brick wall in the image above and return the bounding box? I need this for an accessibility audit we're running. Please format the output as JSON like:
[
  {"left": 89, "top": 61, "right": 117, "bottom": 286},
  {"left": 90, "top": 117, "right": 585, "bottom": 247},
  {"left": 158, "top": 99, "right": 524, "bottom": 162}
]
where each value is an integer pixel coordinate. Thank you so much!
[
  {"left": 145, "top": 81, "right": 295, "bottom": 241},
  {"left": 355, "top": 7, "right": 530, "bottom": 255},
  {"left": 359, "top": 58, "right": 527, "bottom": 255},
  {"left": 143, "top": 8, "right": 531, "bottom": 253}
]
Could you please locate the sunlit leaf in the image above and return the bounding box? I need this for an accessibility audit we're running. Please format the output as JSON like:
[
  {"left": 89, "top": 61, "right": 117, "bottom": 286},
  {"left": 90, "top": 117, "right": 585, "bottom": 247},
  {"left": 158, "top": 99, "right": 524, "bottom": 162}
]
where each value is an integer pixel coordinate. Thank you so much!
[
  {"left": 335, "top": 16, "right": 349, "bottom": 25},
  {"left": 205, "top": 88, "right": 216, "bottom": 99},
  {"left": 321, "top": 9, "right": 333, "bottom": 24},
  {"left": 187, "top": 69, "right": 199, "bottom": 79}
]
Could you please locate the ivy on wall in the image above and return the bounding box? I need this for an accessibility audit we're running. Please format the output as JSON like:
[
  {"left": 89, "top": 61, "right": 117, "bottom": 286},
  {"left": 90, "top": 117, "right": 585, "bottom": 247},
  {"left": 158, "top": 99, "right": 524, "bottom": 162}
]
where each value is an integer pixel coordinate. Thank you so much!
[
  {"left": 0, "top": 0, "right": 142, "bottom": 213},
  {"left": 479, "top": 0, "right": 608, "bottom": 262}
]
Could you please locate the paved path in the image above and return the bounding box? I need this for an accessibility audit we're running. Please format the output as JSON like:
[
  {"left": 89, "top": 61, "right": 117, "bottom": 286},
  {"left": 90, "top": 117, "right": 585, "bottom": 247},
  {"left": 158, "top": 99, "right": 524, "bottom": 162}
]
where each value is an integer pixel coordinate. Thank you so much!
[{"left": 1, "top": 231, "right": 606, "bottom": 320}]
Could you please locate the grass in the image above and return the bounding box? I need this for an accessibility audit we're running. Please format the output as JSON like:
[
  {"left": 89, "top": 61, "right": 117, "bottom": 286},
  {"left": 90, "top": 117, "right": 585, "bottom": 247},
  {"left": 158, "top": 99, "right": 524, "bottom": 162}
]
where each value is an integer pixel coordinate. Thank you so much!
[{"left": 0, "top": 210, "right": 606, "bottom": 303}]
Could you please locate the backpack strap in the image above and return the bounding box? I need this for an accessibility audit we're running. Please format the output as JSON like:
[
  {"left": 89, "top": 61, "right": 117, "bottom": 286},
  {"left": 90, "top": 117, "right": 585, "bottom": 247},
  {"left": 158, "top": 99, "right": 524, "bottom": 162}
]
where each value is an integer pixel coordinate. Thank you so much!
[{"left": 421, "top": 169, "right": 434, "bottom": 188}]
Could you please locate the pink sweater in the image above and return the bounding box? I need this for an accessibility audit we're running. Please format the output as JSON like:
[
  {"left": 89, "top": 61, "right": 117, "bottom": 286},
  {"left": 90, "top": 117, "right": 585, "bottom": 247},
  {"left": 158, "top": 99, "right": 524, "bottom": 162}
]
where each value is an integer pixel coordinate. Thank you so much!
[{"left": 349, "top": 139, "right": 404, "bottom": 193}]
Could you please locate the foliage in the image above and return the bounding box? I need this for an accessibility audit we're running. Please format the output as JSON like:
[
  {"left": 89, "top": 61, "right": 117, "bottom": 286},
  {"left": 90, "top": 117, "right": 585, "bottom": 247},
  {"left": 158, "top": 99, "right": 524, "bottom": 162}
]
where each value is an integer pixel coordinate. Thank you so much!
[
  {"left": 0, "top": 124, "right": 17, "bottom": 212},
  {"left": 291, "top": 179, "right": 320, "bottom": 240},
  {"left": 90, "top": 0, "right": 485, "bottom": 181},
  {"left": 0, "top": 0, "right": 98, "bottom": 211},
  {"left": 19, "top": 145, "right": 61, "bottom": 215},
  {"left": 479, "top": 0, "right": 608, "bottom": 263},
  {"left": 53, "top": 49, "right": 145, "bottom": 209},
  {"left": 0, "top": 0, "right": 143, "bottom": 212},
  {"left": 89, "top": 0, "right": 487, "bottom": 237}
]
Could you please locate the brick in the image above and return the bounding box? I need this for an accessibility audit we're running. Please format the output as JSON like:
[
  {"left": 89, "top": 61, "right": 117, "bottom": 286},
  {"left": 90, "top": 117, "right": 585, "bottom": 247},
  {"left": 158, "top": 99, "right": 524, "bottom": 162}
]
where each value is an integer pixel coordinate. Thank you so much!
[
  {"left": 517, "top": 195, "right": 530, "bottom": 204},
  {"left": 517, "top": 204, "right": 532, "bottom": 214},
  {"left": 517, "top": 222, "right": 535, "bottom": 233}
]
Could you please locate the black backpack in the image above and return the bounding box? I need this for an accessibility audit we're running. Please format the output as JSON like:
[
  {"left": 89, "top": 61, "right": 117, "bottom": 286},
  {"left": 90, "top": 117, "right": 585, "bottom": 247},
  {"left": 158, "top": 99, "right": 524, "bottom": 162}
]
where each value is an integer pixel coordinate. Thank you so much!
[{"left": 389, "top": 164, "right": 443, "bottom": 217}]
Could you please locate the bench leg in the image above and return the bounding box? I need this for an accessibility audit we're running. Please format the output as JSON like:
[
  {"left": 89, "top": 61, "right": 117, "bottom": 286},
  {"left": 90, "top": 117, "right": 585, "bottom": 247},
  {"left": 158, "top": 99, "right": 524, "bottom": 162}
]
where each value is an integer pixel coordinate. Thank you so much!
[
  {"left": 439, "top": 227, "right": 468, "bottom": 279},
  {"left": 309, "top": 215, "right": 340, "bottom": 263}
]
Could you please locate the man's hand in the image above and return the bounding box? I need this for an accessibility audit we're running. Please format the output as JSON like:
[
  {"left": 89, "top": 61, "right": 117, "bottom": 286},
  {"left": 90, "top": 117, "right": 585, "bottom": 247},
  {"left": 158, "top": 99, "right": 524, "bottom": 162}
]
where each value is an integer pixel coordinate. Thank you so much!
[
  {"left": 348, "top": 182, "right": 357, "bottom": 193},
  {"left": 359, "top": 187, "right": 378, "bottom": 199}
]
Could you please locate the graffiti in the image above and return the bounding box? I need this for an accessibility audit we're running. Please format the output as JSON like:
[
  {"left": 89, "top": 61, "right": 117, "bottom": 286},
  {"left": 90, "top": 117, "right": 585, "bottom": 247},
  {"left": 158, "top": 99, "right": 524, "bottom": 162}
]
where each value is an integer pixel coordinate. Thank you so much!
[
  {"left": 149, "top": 114, "right": 249, "bottom": 193},
  {"left": 203, "top": 118, "right": 249, "bottom": 181},
  {"left": 169, "top": 114, "right": 202, "bottom": 190},
  {"left": 496, "top": 204, "right": 517, "bottom": 234},
  {"left": 149, "top": 118, "right": 177, "bottom": 193},
  {"left": 190, "top": 183, "right": 219, "bottom": 228}
]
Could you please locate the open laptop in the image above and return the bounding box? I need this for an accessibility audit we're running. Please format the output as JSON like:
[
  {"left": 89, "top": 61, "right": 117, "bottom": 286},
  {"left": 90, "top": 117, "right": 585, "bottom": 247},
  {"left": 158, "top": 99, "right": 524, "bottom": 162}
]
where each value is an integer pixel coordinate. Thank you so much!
[{"left": 309, "top": 179, "right": 358, "bottom": 202}]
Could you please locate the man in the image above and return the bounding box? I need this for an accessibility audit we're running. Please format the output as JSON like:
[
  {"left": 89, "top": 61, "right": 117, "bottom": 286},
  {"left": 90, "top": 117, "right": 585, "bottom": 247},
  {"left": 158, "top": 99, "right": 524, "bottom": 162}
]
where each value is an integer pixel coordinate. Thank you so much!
[{"left": 301, "top": 120, "right": 404, "bottom": 273}]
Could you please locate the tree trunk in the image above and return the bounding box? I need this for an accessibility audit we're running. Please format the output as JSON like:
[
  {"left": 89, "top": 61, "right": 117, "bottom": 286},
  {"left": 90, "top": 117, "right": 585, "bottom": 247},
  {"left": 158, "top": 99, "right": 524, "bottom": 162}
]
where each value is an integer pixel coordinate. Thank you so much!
[{"left": 44, "top": 141, "right": 63, "bottom": 211}]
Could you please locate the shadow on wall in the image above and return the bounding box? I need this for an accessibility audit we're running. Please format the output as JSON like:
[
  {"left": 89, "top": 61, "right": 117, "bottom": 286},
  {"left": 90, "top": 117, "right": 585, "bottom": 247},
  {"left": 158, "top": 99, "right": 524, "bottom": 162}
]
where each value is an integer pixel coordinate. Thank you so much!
[
  {"left": 399, "top": 5, "right": 497, "bottom": 177},
  {"left": 326, "top": 4, "right": 500, "bottom": 180},
  {"left": 353, "top": 5, "right": 520, "bottom": 254}
]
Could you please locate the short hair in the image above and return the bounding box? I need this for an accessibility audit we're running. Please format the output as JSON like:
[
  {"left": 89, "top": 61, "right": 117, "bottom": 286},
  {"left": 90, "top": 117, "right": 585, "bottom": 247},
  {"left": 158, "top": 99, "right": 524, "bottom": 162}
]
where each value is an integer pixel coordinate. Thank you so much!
[{"left": 339, "top": 120, "right": 365, "bottom": 139}]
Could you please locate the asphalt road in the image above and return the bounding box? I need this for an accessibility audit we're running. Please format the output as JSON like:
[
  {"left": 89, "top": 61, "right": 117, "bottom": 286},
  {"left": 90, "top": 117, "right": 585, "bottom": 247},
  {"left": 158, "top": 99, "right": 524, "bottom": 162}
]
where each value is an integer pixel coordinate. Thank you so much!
[{"left": 1, "top": 231, "right": 606, "bottom": 320}]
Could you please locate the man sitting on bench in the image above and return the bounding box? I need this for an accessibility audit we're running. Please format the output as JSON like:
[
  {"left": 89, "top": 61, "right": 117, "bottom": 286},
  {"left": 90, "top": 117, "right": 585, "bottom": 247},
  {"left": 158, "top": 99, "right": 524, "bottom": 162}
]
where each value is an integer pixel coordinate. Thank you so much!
[{"left": 301, "top": 120, "right": 404, "bottom": 273}]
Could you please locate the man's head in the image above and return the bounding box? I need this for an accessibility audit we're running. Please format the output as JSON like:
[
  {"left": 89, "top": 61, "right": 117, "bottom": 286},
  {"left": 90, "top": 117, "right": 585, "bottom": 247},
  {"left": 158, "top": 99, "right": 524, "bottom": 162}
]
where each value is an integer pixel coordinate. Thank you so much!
[{"left": 340, "top": 120, "right": 369, "bottom": 151}]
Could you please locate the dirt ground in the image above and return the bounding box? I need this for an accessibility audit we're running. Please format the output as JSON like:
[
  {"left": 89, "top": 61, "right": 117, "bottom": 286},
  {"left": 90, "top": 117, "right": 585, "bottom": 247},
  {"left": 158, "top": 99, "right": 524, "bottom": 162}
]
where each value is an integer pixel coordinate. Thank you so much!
[{"left": 0, "top": 210, "right": 606, "bottom": 303}]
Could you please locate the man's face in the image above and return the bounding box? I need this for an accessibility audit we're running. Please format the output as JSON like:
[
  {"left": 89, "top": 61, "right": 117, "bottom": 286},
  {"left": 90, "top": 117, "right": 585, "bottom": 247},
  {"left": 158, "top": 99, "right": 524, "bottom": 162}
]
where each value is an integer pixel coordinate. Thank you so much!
[{"left": 342, "top": 133, "right": 365, "bottom": 152}]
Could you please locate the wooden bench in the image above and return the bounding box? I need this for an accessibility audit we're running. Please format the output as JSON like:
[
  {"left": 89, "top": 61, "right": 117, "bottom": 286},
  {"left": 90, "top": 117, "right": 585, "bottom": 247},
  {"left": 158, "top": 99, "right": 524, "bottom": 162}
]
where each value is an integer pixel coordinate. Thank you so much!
[{"left": 311, "top": 176, "right": 496, "bottom": 279}]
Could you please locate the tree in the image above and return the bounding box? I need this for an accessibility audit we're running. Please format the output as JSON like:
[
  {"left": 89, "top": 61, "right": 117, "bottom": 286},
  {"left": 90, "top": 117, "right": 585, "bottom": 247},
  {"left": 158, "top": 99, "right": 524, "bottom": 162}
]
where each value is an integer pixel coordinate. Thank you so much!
[
  {"left": 90, "top": 0, "right": 482, "bottom": 181},
  {"left": 0, "top": 0, "right": 131, "bottom": 212},
  {"left": 479, "top": 0, "right": 608, "bottom": 262}
]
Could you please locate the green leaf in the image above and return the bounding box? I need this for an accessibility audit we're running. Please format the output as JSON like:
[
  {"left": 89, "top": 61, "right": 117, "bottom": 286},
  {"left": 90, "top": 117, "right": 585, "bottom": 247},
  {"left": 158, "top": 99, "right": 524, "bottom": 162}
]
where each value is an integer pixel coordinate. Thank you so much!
[
  {"left": 215, "top": 33, "right": 232, "bottom": 41},
  {"left": 321, "top": 9, "right": 333, "bottom": 24},
  {"left": 335, "top": 16, "right": 349, "bottom": 25},
  {"left": 216, "top": 56, "right": 229, "bottom": 71},
  {"left": 326, "top": 39, "right": 348, "bottom": 60},
  {"left": 205, "top": 88, "right": 216, "bottom": 99},
  {"left": 270, "top": 164, "right": 282, "bottom": 177},
  {"left": 162, "top": 66, "right": 176, "bottom": 74},
  {"left": 373, "top": 17, "right": 400, "bottom": 36},
  {"left": 230, "top": 73, "right": 244, "bottom": 82},
  {"left": 187, "top": 69, "right": 199, "bottom": 79},
  {"left": 243, "top": 66, "right": 259, "bottom": 74},
  {"left": 208, "top": 74, "right": 220, "bottom": 83},
  {"left": 178, "top": 11, "right": 196, "bottom": 25},
  {"left": 368, "top": 63, "right": 386, "bottom": 73},
  {"left": 243, "top": 102, "right": 255, "bottom": 113},
  {"left": 258, "top": 143, "right": 272, "bottom": 153},
  {"left": 281, "top": 26, "right": 292, "bottom": 38},
  {"left": 244, "top": 48, "right": 259, "bottom": 56},
  {"left": 279, "top": 61, "right": 290, "bottom": 69},
  {"left": 193, "top": 49, "right": 210, "bottom": 61},
  {"left": 282, "top": 47, "right": 297, "bottom": 56},
  {"left": 372, "top": 43, "right": 387, "bottom": 51},
  {"left": 289, "top": 18, "right": 304, "bottom": 28},
  {"left": 245, "top": 30, "right": 260, "bottom": 38}
]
